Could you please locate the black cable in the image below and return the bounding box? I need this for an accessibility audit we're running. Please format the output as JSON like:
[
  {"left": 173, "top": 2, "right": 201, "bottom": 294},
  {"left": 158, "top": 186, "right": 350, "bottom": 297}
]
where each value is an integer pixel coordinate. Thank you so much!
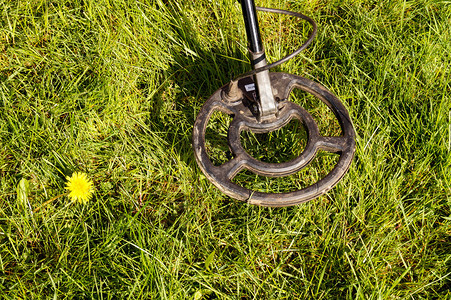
[{"left": 233, "top": 6, "right": 317, "bottom": 81}]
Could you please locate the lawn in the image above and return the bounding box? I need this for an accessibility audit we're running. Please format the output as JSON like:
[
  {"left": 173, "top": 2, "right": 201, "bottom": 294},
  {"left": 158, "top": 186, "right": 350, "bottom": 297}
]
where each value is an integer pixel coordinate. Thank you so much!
[{"left": 0, "top": 0, "right": 450, "bottom": 298}]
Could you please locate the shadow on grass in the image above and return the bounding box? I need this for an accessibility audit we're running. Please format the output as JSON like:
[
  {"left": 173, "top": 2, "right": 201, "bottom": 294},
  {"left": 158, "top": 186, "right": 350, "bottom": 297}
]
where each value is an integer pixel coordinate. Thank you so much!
[{"left": 137, "top": 3, "right": 250, "bottom": 169}]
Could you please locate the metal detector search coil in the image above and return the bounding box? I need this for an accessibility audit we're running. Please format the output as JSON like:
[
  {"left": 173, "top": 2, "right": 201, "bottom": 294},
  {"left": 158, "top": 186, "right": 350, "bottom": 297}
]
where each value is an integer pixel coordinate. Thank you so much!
[{"left": 192, "top": 1, "right": 356, "bottom": 207}]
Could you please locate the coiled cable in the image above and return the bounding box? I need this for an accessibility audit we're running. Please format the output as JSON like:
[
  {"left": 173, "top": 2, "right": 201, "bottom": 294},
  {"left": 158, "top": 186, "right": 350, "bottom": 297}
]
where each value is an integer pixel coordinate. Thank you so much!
[{"left": 233, "top": 6, "right": 317, "bottom": 81}]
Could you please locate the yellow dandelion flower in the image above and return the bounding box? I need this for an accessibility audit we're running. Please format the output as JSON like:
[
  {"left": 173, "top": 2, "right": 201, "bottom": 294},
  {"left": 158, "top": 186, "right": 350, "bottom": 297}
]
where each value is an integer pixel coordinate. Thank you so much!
[{"left": 65, "top": 172, "right": 94, "bottom": 204}]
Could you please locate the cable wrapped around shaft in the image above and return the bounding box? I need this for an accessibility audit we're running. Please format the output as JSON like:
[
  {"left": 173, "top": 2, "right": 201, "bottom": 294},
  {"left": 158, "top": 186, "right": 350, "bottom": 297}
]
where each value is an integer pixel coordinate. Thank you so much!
[{"left": 233, "top": 6, "right": 317, "bottom": 81}]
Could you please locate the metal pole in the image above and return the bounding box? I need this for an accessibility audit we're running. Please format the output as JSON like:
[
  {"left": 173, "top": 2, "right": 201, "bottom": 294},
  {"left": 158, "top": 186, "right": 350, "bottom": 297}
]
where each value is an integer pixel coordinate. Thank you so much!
[
  {"left": 239, "top": 0, "right": 277, "bottom": 119},
  {"left": 240, "top": 0, "right": 263, "bottom": 54}
]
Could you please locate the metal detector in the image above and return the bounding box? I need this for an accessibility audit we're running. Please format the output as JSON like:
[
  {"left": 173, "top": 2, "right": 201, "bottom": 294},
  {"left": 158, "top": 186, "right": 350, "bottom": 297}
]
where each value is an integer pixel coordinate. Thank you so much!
[{"left": 192, "top": 0, "right": 356, "bottom": 207}]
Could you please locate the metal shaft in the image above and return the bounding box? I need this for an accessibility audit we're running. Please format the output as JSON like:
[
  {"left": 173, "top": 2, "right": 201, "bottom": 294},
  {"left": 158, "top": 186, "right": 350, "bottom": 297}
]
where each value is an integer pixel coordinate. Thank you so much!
[
  {"left": 240, "top": 0, "right": 277, "bottom": 119},
  {"left": 240, "top": 0, "right": 263, "bottom": 54}
]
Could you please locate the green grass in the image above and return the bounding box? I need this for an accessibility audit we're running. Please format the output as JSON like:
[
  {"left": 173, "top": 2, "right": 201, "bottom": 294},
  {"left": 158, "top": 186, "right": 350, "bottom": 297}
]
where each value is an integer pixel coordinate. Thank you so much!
[{"left": 1, "top": 0, "right": 450, "bottom": 298}]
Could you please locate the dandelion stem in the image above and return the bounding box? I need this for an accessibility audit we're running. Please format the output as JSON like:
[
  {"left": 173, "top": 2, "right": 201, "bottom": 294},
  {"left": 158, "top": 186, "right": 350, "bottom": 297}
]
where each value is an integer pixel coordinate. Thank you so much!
[{"left": 33, "top": 193, "right": 68, "bottom": 213}]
